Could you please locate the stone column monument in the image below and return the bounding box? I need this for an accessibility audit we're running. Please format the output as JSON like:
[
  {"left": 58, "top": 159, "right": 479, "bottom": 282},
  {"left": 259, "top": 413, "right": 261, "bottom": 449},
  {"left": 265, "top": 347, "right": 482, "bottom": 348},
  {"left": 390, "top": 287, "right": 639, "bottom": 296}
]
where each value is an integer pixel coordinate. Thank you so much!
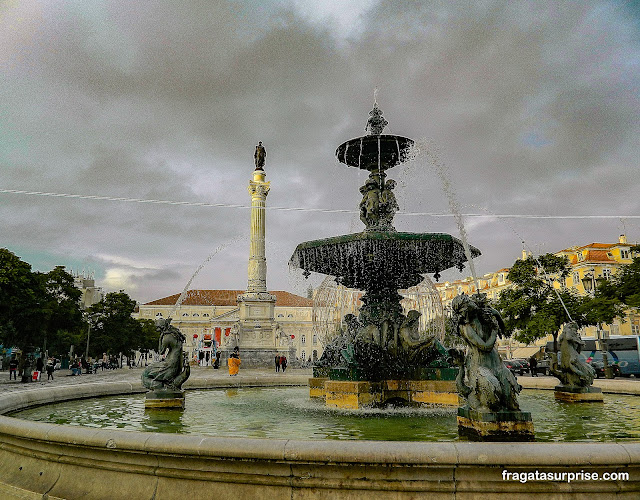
[{"left": 224, "top": 142, "right": 294, "bottom": 366}]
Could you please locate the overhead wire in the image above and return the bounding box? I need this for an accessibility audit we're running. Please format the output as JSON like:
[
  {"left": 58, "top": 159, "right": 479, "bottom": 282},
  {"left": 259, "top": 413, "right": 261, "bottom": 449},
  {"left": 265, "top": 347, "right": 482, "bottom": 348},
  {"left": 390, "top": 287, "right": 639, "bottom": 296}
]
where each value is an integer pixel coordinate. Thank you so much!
[{"left": 2, "top": 188, "right": 639, "bottom": 220}]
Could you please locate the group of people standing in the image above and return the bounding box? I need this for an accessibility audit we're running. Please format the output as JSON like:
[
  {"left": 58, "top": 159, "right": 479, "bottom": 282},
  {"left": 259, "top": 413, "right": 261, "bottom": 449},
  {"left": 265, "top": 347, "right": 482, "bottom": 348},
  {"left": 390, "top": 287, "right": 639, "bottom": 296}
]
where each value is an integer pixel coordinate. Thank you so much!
[
  {"left": 274, "top": 355, "right": 288, "bottom": 373},
  {"left": 7, "top": 355, "right": 56, "bottom": 382}
]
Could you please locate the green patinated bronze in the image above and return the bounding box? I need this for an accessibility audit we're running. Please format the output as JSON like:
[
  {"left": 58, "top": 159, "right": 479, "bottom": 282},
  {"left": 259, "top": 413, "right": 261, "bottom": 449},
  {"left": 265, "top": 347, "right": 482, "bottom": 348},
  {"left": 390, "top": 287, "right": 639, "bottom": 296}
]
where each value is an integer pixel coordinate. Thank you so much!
[
  {"left": 291, "top": 104, "right": 480, "bottom": 387},
  {"left": 142, "top": 319, "right": 191, "bottom": 401}
]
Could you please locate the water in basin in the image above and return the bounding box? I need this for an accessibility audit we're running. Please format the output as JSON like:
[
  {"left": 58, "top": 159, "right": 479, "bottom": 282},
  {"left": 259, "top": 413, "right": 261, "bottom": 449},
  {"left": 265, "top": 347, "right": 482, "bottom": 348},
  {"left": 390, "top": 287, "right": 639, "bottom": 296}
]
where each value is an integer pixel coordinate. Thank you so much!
[{"left": 11, "top": 387, "right": 640, "bottom": 442}]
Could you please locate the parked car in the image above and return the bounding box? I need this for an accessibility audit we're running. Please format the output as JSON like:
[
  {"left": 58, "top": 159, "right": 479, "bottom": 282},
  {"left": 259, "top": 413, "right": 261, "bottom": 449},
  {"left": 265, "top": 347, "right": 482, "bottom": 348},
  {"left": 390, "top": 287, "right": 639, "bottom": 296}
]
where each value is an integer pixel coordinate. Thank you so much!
[
  {"left": 503, "top": 359, "right": 527, "bottom": 376},
  {"left": 513, "top": 358, "right": 530, "bottom": 374},
  {"left": 589, "top": 360, "right": 621, "bottom": 378},
  {"left": 531, "top": 358, "right": 551, "bottom": 376}
]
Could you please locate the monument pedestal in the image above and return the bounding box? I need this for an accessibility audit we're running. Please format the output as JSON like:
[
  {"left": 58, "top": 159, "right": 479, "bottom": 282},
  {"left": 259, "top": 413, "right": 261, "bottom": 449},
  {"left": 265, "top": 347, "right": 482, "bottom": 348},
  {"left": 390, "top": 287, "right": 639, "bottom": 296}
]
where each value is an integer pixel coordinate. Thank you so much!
[
  {"left": 145, "top": 389, "right": 185, "bottom": 409},
  {"left": 221, "top": 346, "right": 295, "bottom": 368},
  {"left": 457, "top": 407, "right": 534, "bottom": 442},
  {"left": 554, "top": 385, "right": 604, "bottom": 402}
]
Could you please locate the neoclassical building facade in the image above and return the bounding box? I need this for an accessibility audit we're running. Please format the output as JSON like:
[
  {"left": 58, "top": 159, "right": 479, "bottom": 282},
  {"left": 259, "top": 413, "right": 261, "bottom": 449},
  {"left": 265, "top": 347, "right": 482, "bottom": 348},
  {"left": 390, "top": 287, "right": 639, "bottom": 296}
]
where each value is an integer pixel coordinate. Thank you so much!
[{"left": 136, "top": 290, "right": 319, "bottom": 364}]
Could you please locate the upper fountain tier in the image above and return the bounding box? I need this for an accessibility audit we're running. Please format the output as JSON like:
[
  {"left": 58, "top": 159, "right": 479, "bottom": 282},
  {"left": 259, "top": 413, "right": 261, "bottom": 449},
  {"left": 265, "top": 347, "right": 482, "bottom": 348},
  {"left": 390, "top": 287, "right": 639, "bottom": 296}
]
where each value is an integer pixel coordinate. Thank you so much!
[{"left": 335, "top": 102, "right": 414, "bottom": 172}]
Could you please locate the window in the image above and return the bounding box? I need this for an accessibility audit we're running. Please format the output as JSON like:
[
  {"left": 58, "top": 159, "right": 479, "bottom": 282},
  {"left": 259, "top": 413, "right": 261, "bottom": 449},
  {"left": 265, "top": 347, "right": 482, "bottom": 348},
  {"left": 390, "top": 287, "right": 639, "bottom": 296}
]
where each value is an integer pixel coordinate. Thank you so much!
[
  {"left": 287, "top": 314, "right": 293, "bottom": 318},
  {"left": 301, "top": 335, "right": 306, "bottom": 345},
  {"left": 277, "top": 314, "right": 284, "bottom": 318},
  {"left": 182, "top": 313, "right": 189, "bottom": 317},
  {"left": 301, "top": 351, "right": 306, "bottom": 361},
  {"left": 632, "top": 323, "right": 639, "bottom": 335},
  {"left": 312, "top": 334, "right": 318, "bottom": 345},
  {"left": 498, "top": 274, "right": 505, "bottom": 284},
  {"left": 155, "top": 313, "right": 163, "bottom": 317},
  {"left": 193, "top": 313, "right": 199, "bottom": 317},
  {"left": 602, "top": 268, "right": 612, "bottom": 280},
  {"left": 621, "top": 249, "right": 630, "bottom": 259},
  {"left": 573, "top": 272, "right": 580, "bottom": 286},
  {"left": 202, "top": 313, "right": 209, "bottom": 318}
]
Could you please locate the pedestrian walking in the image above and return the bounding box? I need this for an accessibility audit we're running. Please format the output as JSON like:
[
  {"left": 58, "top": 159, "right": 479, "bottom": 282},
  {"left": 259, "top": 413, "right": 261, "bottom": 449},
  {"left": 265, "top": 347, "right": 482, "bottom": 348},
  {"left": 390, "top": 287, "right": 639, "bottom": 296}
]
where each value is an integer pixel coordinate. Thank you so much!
[
  {"left": 36, "top": 356, "right": 44, "bottom": 374},
  {"left": 275, "top": 355, "right": 281, "bottom": 372},
  {"left": 46, "top": 359, "right": 55, "bottom": 380},
  {"left": 529, "top": 356, "right": 538, "bottom": 377},
  {"left": 281, "top": 355, "right": 287, "bottom": 373},
  {"left": 228, "top": 347, "right": 241, "bottom": 376},
  {"left": 9, "top": 356, "right": 18, "bottom": 380}
]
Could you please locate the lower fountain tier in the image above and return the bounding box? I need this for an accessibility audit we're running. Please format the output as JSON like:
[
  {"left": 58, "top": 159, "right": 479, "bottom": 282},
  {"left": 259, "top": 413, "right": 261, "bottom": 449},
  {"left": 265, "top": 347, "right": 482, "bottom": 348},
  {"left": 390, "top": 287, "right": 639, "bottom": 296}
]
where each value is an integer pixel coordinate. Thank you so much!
[{"left": 289, "top": 231, "right": 480, "bottom": 287}]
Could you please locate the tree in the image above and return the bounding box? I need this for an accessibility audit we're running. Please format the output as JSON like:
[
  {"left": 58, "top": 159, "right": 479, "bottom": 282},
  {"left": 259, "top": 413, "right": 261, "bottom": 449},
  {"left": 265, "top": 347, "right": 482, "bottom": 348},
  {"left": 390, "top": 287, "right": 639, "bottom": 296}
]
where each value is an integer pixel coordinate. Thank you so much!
[
  {"left": 0, "top": 249, "right": 46, "bottom": 352},
  {"left": 86, "top": 291, "right": 145, "bottom": 358},
  {"left": 138, "top": 319, "right": 160, "bottom": 353},
  {"left": 597, "top": 246, "right": 640, "bottom": 310},
  {"left": 494, "top": 254, "right": 610, "bottom": 348},
  {"left": 40, "top": 266, "right": 84, "bottom": 355}
]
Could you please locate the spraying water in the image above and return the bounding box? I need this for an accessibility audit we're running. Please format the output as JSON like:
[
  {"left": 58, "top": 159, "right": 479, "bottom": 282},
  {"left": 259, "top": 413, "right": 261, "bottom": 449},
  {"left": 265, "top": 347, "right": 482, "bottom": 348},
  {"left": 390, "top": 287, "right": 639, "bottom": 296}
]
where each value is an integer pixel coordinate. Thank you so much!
[
  {"left": 408, "top": 140, "right": 480, "bottom": 291},
  {"left": 463, "top": 203, "right": 574, "bottom": 321},
  {"left": 168, "top": 236, "right": 243, "bottom": 318}
]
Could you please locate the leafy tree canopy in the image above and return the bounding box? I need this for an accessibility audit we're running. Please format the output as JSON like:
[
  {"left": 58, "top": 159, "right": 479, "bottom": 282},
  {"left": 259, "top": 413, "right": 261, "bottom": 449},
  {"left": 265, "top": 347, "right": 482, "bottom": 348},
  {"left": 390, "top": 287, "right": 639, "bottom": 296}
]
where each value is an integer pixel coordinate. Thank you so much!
[
  {"left": 86, "top": 292, "right": 151, "bottom": 357},
  {"left": 597, "top": 249, "right": 640, "bottom": 310},
  {"left": 494, "top": 254, "right": 618, "bottom": 345},
  {"left": 0, "top": 250, "right": 85, "bottom": 356}
]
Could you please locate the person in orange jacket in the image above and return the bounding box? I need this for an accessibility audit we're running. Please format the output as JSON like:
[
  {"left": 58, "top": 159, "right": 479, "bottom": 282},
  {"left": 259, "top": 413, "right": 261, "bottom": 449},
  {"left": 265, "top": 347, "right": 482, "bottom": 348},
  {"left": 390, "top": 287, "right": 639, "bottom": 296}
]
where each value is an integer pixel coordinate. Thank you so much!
[{"left": 228, "top": 347, "right": 241, "bottom": 376}]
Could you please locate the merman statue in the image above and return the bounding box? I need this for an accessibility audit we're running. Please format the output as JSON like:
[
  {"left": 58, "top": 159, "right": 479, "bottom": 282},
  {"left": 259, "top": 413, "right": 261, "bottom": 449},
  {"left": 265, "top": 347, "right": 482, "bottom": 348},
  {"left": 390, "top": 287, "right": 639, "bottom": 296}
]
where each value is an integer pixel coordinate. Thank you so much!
[
  {"left": 142, "top": 318, "right": 190, "bottom": 392},
  {"left": 550, "top": 322, "right": 595, "bottom": 388},
  {"left": 451, "top": 293, "right": 521, "bottom": 412}
]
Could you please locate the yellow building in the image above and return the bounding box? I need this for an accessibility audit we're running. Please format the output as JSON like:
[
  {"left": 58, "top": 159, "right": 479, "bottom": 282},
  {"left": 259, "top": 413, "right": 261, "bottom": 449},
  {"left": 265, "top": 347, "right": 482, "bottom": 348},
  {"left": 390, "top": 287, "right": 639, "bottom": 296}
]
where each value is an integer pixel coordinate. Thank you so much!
[
  {"left": 435, "top": 268, "right": 512, "bottom": 312},
  {"left": 434, "top": 235, "right": 639, "bottom": 356},
  {"left": 554, "top": 235, "right": 638, "bottom": 338}
]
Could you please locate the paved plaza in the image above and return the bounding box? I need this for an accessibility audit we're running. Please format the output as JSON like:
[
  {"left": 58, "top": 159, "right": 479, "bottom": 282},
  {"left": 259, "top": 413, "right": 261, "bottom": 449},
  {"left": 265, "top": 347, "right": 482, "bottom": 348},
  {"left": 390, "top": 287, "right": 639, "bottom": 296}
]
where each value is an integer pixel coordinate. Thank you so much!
[
  {"left": 0, "top": 365, "right": 313, "bottom": 395},
  {"left": 3, "top": 366, "right": 640, "bottom": 396}
]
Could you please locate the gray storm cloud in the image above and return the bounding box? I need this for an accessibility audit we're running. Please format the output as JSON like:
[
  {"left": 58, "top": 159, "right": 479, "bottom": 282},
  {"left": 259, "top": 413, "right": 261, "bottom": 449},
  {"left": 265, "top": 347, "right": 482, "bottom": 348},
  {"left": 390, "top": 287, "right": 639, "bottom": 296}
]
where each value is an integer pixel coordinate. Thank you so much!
[{"left": 1, "top": 0, "right": 638, "bottom": 302}]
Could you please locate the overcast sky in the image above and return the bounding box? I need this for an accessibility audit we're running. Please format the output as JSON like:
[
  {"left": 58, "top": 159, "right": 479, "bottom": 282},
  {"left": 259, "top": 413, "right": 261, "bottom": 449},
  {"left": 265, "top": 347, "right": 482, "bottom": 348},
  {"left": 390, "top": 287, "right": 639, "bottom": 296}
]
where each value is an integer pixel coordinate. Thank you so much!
[{"left": 1, "top": 0, "right": 639, "bottom": 304}]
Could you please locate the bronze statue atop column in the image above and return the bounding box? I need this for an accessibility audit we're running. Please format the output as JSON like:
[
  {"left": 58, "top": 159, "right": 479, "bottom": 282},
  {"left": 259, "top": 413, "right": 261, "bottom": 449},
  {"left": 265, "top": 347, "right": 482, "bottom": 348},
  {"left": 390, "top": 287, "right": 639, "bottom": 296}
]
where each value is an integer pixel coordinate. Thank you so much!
[{"left": 254, "top": 141, "right": 266, "bottom": 170}]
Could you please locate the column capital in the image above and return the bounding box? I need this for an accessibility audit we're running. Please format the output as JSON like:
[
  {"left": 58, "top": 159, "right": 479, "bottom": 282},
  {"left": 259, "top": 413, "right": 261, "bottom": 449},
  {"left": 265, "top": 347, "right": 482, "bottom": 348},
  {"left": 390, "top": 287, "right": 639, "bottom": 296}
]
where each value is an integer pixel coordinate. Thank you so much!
[{"left": 248, "top": 180, "right": 270, "bottom": 198}]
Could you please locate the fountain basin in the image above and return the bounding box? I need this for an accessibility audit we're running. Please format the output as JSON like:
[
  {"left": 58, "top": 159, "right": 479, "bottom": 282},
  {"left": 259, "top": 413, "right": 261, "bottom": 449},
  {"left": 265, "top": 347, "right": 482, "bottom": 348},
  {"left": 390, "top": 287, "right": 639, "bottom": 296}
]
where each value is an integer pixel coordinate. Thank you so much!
[
  {"left": 290, "top": 231, "right": 480, "bottom": 286},
  {"left": 2, "top": 376, "right": 640, "bottom": 499}
]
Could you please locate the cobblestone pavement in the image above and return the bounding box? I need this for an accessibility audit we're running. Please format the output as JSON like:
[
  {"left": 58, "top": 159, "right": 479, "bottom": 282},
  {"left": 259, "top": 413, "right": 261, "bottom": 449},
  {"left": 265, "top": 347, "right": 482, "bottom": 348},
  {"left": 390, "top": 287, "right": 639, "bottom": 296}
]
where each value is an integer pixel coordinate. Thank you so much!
[{"left": 0, "top": 365, "right": 313, "bottom": 394}]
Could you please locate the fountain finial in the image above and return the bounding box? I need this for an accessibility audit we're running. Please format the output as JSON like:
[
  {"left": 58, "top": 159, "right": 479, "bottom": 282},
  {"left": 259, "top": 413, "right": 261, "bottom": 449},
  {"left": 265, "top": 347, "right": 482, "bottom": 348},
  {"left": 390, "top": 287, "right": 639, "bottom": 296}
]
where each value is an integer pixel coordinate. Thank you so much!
[{"left": 365, "top": 102, "right": 388, "bottom": 136}]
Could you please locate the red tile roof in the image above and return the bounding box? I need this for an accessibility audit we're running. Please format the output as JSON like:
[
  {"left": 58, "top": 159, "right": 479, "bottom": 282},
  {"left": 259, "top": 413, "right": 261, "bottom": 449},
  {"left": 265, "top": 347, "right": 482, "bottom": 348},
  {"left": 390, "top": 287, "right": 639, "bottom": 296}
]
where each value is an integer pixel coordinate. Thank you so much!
[
  {"left": 577, "top": 243, "right": 615, "bottom": 250},
  {"left": 583, "top": 250, "right": 615, "bottom": 263},
  {"left": 144, "top": 290, "right": 313, "bottom": 307}
]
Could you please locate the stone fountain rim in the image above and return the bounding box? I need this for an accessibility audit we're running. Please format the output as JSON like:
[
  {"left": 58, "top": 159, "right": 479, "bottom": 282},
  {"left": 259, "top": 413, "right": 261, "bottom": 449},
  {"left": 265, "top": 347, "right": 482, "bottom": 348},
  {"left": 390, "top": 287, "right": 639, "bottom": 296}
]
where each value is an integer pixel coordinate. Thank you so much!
[{"left": 2, "top": 376, "right": 640, "bottom": 466}]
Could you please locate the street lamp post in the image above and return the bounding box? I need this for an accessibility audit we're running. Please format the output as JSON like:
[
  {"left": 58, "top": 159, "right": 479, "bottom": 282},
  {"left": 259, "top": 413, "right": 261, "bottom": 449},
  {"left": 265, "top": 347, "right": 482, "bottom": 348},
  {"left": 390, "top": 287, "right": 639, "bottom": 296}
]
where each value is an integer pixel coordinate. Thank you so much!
[
  {"left": 582, "top": 269, "right": 613, "bottom": 379},
  {"left": 84, "top": 313, "right": 98, "bottom": 362}
]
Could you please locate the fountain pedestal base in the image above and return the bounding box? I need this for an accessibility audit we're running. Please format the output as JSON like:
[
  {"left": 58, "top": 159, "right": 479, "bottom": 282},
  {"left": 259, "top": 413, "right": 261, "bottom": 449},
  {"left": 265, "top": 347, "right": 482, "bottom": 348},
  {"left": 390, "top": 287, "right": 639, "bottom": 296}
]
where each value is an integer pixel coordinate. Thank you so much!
[
  {"left": 145, "top": 389, "right": 185, "bottom": 409},
  {"left": 457, "top": 407, "right": 534, "bottom": 442},
  {"left": 309, "top": 377, "right": 329, "bottom": 398},
  {"left": 554, "top": 385, "right": 604, "bottom": 402},
  {"left": 319, "top": 379, "right": 459, "bottom": 408}
]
